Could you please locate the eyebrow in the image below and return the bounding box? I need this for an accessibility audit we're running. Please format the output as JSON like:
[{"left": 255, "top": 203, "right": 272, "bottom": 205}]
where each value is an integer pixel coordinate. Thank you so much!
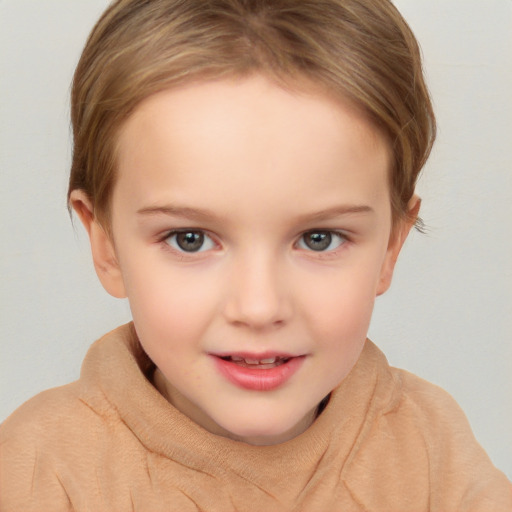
[
  {"left": 137, "top": 203, "right": 374, "bottom": 222},
  {"left": 137, "top": 205, "right": 218, "bottom": 222},
  {"left": 295, "top": 204, "right": 374, "bottom": 222}
]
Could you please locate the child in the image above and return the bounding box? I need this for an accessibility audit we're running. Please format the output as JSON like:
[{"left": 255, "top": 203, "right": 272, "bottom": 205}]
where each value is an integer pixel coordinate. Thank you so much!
[{"left": 1, "top": 0, "right": 510, "bottom": 510}]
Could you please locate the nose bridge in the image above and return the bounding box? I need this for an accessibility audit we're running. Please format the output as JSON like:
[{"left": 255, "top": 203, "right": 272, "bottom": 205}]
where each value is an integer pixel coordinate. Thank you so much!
[{"left": 223, "top": 245, "right": 292, "bottom": 329}]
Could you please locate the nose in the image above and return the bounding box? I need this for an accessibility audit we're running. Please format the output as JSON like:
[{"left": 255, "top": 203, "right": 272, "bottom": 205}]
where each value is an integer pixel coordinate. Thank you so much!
[{"left": 222, "top": 251, "right": 292, "bottom": 330}]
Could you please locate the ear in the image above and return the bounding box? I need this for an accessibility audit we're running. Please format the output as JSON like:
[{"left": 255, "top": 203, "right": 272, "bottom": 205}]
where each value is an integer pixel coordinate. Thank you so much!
[
  {"left": 376, "top": 195, "right": 421, "bottom": 296},
  {"left": 69, "top": 190, "right": 127, "bottom": 299}
]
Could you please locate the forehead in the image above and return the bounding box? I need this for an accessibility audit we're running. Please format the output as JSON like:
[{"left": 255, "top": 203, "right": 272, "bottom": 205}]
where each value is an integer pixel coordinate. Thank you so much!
[{"left": 113, "top": 75, "right": 391, "bottom": 221}]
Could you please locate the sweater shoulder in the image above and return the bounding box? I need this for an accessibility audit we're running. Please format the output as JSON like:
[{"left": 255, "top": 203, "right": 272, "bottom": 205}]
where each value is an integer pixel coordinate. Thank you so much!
[
  {"left": 1, "top": 380, "right": 105, "bottom": 441},
  {"left": 385, "top": 367, "right": 512, "bottom": 509},
  {"left": 389, "top": 367, "right": 468, "bottom": 424},
  {"left": 0, "top": 380, "right": 115, "bottom": 470},
  {"left": 383, "top": 367, "right": 493, "bottom": 467},
  {"left": 0, "top": 383, "right": 107, "bottom": 512}
]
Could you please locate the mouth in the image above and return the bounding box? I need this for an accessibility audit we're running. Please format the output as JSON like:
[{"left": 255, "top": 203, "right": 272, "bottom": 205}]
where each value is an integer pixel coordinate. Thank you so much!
[
  {"left": 217, "top": 355, "right": 291, "bottom": 370},
  {"left": 211, "top": 353, "right": 306, "bottom": 391}
]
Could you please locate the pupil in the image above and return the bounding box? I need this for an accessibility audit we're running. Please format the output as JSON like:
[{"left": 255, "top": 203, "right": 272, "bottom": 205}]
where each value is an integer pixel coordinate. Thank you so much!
[
  {"left": 176, "top": 231, "right": 204, "bottom": 252},
  {"left": 305, "top": 231, "right": 331, "bottom": 251}
]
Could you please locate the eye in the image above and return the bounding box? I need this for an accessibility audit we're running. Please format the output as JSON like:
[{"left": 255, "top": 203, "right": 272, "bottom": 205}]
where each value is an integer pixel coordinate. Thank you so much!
[
  {"left": 164, "top": 230, "right": 216, "bottom": 253},
  {"left": 297, "top": 230, "right": 346, "bottom": 252}
]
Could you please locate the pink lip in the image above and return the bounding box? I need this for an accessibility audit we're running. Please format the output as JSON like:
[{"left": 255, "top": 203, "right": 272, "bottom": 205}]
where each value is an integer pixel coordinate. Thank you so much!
[
  {"left": 211, "top": 354, "right": 305, "bottom": 391},
  {"left": 212, "top": 350, "right": 296, "bottom": 360}
]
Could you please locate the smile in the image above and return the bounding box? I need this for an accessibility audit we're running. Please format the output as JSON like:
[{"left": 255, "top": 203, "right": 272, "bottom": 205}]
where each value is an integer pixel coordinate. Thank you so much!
[
  {"left": 211, "top": 353, "right": 305, "bottom": 391},
  {"left": 219, "top": 355, "right": 290, "bottom": 369}
]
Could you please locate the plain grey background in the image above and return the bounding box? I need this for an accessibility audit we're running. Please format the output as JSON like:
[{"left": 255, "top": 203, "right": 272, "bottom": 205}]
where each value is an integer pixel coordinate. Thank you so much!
[{"left": 1, "top": 1, "right": 511, "bottom": 478}]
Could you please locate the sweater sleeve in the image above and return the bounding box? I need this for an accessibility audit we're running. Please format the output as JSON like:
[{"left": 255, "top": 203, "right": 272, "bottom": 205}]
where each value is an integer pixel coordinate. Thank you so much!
[{"left": 0, "top": 398, "right": 74, "bottom": 512}]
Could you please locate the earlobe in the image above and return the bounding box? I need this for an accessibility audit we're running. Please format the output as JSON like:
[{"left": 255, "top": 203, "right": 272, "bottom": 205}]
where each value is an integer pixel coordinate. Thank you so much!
[
  {"left": 376, "top": 195, "right": 421, "bottom": 296},
  {"left": 69, "top": 190, "right": 127, "bottom": 299}
]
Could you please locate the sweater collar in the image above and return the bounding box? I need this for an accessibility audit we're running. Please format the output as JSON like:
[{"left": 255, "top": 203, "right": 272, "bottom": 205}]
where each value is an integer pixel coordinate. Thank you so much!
[{"left": 80, "top": 323, "right": 399, "bottom": 496}]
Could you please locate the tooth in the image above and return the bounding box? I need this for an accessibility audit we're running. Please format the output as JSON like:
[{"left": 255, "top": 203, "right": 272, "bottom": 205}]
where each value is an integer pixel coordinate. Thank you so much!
[
  {"left": 260, "top": 357, "right": 277, "bottom": 364},
  {"left": 244, "top": 358, "right": 260, "bottom": 364},
  {"left": 230, "top": 356, "right": 244, "bottom": 362}
]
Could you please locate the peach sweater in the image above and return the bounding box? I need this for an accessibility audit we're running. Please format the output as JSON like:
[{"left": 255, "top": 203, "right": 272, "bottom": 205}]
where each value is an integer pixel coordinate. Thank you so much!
[{"left": 1, "top": 323, "right": 510, "bottom": 511}]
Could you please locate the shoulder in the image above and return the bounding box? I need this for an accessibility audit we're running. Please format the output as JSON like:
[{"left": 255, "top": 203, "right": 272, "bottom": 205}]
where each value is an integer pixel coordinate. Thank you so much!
[
  {"left": 344, "top": 354, "right": 511, "bottom": 510},
  {"left": 0, "top": 381, "right": 112, "bottom": 511},
  {"left": 1, "top": 378, "right": 107, "bottom": 440},
  {"left": 389, "top": 367, "right": 472, "bottom": 435},
  {"left": 384, "top": 368, "right": 512, "bottom": 510}
]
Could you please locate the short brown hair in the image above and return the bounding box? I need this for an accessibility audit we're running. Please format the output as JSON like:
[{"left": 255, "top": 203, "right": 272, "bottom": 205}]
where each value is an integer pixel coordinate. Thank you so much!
[{"left": 68, "top": 0, "right": 436, "bottom": 228}]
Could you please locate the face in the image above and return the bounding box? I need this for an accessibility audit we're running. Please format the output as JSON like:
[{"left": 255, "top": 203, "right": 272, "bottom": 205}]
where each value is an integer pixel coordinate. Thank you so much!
[{"left": 74, "top": 75, "right": 413, "bottom": 445}]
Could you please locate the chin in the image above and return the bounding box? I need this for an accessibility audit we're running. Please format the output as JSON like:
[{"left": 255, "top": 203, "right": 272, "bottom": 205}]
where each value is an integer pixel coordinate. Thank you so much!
[{"left": 217, "top": 407, "right": 314, "bottom": 446}]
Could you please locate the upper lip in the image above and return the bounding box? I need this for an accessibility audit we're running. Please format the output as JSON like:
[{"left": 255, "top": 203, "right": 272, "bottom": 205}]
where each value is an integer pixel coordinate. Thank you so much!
[{"left": 209, "top": 351, "right": 303, "bottom": 360}]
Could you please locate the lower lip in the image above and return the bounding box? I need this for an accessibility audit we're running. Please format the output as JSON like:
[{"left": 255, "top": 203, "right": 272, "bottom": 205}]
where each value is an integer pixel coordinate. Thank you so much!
[{"left": 212, "top": 356, "right": 305, "bottom": 391}]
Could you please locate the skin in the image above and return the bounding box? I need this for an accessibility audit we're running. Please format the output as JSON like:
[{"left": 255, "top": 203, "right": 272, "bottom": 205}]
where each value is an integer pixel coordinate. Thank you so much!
[{"left": 71, "top": 75, "right": 418, "bottom": 446}]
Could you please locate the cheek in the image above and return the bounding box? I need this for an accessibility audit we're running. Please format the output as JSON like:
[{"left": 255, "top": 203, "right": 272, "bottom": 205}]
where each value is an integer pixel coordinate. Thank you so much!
[
  {"left": 119, "top": 253, "right": 220, "bottom": 347},
  {"left": 300, "top": 270, "right": 377, "bottom": 389},
  {"left": 299, "top": 261, "right": 380, "bottom": 343}
]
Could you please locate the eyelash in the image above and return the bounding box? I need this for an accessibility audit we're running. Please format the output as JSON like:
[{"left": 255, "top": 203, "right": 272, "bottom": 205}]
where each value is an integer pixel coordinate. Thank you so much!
[{"left": 159, "top": 229, "right": 349, "bottom": 255}]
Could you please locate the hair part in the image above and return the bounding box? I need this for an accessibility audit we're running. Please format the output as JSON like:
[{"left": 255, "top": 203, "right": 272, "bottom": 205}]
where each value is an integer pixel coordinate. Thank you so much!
[{"left": 69, "top": 0, "right": 436, "bottom": 230}]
